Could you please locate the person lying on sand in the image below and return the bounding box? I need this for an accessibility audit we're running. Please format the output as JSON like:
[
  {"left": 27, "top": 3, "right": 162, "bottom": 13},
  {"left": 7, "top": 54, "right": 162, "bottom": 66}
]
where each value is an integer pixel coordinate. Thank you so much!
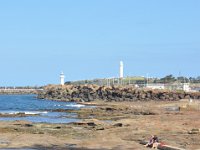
[{"left": 144, "top": 135, "right": 159, "bottom": 149}]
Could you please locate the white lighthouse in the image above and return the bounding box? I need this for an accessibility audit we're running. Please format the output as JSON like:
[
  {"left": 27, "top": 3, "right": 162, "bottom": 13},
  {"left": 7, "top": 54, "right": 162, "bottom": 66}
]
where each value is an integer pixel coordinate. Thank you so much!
[
  {"left": 119, "top": 61, "right": 124, "bottom": 78},
  {"left": 60, "top": 72, "right": 65, "bottom": 85}
]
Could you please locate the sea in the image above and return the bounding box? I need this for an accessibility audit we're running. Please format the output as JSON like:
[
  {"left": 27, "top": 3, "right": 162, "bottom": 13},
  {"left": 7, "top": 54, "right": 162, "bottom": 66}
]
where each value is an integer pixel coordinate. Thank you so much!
[{"left": 0, "top": 94, "right": 87, "bottom": 123}]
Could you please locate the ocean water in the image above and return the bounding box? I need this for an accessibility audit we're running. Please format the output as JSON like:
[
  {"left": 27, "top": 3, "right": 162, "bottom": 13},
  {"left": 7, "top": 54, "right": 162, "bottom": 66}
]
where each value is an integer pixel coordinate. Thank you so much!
[{"left": 0, "top": 95, "right": 86, "bottom": 123}]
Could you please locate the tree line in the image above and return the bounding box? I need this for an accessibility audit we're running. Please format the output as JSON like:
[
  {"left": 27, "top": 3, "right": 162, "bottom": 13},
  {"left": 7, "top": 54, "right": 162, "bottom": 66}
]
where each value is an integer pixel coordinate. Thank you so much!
[
  {"left": 152, "top": 75, "right": 200, "bottom": 84},
  {"left": 65, "top": 75, "right": 200, "bottom": 86}
]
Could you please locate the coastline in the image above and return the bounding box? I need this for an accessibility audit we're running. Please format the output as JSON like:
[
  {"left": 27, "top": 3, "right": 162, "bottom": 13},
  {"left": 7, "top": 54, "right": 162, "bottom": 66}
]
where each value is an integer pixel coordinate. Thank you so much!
[
  {"left": 1, "top": 85, "right": 200, "bottom": 149},
  {"left": 0, "top": 99, "right": 200, "bottom": 150}
]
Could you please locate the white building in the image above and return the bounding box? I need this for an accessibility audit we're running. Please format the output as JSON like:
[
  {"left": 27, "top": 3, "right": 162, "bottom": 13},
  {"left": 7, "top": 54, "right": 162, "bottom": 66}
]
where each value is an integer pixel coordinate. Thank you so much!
[
  {"left": 147, "top": 84, "right": 165, "bottom": 90},
  {"left": 60, "top": 72, "right": 65, "bottom": 85},
  {"left": 119, "top": 61, "right": 124, "bottom": 78},
  {"left": 182, "top": 83, "right": 191, "bottom": 92}
]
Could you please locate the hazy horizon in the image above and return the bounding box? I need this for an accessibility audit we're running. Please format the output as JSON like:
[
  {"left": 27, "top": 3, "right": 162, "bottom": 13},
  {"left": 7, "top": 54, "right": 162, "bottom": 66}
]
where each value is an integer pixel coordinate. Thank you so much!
[{"left": 0, "top": 0, "right": 200, "bottom": 86}]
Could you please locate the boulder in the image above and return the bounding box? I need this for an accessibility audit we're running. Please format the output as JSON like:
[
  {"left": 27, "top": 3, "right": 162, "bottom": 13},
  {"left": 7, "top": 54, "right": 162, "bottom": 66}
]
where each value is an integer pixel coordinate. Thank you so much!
[{"left": 37, "top": 85, "right": 200, "bottom": 102}]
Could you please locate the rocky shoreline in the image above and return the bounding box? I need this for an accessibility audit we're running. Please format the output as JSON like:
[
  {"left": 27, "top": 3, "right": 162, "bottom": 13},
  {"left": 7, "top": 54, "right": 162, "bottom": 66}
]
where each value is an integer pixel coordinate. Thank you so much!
[
  {"left": 1, "top": 85, "right": 200, "bottom": 149},
  {"left": 37, "top": 84, "right": 200, "bottom": 102},
  {"left": 0, "top": 100, "right": 200, "bottom": 149}
]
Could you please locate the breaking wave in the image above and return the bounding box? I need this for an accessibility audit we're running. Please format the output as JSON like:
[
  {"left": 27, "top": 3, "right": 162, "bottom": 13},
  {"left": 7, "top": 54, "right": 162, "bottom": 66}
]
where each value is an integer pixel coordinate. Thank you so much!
[
  {"left": 54, "top": 104, "right": 85, "bottom": 108},
  {"left": 0, "top": 111, "right": 48, "bottom": 115}
]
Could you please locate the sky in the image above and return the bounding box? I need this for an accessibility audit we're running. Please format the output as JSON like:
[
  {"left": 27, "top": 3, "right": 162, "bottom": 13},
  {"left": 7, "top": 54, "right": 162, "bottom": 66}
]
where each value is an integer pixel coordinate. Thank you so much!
[{"left": 0, "top": 0, "right": 200, "bottom": 86}]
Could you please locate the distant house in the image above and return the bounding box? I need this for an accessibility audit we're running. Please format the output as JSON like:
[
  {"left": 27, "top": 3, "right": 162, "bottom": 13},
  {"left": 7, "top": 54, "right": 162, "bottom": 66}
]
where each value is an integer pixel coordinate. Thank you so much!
[
  {"left": 182, "top": 83, "right": 191, "bottom": 92},
  {"left": 173, "top": 83, "right": 192, "bottom": 92},
  {"left": 146, "top": 84, "right": 165, "bottom": 90}
]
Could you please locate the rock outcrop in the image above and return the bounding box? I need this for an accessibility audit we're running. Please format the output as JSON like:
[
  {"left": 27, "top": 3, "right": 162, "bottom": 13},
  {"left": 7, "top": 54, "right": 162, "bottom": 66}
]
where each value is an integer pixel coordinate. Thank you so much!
[{"left": 37, "top": 84, "right": 200, "bottom": 102}]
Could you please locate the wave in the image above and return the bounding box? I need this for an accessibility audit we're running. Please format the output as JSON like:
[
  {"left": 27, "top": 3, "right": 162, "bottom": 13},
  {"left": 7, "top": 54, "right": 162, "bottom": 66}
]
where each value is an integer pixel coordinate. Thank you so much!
[
  {"left": 65, "top": 104, "right": 85, "bottom": 108},
  {"left": 0, "top": 111, "right": 48, "bottom": 115},
  {"left": 54, "top": 104, "right": 85, "bottom": 108}
]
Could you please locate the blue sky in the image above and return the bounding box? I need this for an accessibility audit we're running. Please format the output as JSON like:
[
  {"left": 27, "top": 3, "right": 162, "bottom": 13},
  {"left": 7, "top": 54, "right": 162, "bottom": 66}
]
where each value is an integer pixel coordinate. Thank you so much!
[{"left": 0, "top": 0, "right": 200, "bottom": 86}]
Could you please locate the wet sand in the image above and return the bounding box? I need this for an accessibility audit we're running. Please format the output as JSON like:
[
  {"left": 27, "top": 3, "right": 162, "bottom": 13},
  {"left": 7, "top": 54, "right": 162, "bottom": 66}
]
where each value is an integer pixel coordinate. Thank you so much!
[{"left": 0, "top": 100, "right": 200, "bottom": 150}]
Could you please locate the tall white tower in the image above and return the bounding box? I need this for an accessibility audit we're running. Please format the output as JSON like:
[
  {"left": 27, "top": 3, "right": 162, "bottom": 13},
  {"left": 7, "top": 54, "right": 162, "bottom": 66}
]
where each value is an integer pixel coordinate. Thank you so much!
[
  {"left": 119, "top": 61, "right": 124, "bottom": 78},
  {"left": 60, "top": 72, "right": 65, "bottom": 85}
]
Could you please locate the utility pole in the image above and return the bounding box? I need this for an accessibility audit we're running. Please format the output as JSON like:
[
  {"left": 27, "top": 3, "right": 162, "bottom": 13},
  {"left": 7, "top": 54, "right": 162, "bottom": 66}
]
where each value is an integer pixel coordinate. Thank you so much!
[{"left": 146, "top": 73, "right": 149, "bottom": 87}]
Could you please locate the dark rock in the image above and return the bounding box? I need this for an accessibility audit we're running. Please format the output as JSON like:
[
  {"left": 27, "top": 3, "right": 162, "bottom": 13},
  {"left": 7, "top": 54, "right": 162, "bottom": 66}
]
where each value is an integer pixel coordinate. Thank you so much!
[
  {"left": 87, "top": 122, "right": 97, "bottom": 127},
  {"left": 37, "top": 85, "right": 200, "bottom": 102},
  {"left": 113, "top": 123, "right": 123, "bottom": 127},
  {"left": 24, "top": 124, "right": 33, "bottom": 127},
  {"left": 105, "top": 107, "right": 116, "bottom": 111},
  {"left": 55, "top": 126, "right": 62, "bottom": 129},
  {"left": 95, "top": 126, "right": 104, "bottom": 130}
]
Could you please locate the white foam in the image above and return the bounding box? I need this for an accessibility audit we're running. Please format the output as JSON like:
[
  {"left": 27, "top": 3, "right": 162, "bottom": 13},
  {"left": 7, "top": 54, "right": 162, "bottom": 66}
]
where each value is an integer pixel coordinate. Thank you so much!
[
  {"left": 24, "top": 111, "right": 48, "bottom": 115},
  {"left": 0, "top": 111, "right": 48, "bottom": 115},
  {"left": 54, "top": 104, "right": 85, "bottom": 108},
  {"left": 65, "top": 104, "right": 85, "bottom": 108}
]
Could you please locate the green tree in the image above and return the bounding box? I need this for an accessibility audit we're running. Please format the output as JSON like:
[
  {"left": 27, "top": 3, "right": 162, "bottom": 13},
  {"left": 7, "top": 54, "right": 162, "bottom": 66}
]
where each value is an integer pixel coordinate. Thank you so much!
[{"left": 160, "top": 74, "right": 176, "bottom": 83}]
